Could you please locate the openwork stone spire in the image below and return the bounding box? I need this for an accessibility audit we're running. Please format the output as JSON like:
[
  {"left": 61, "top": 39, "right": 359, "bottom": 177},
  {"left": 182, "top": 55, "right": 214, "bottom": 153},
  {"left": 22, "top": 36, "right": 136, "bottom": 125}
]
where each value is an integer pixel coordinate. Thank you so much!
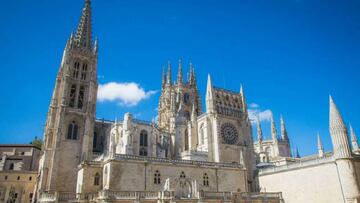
[
  {"left": 167, "top": 62, "right": 171, "bottom": 84},
  {"left": 74, "top": 0, "right": 93, "bottom": 49},
  {"left": 329, "top": 96, "right": 351, "bottom": 159},
  {"left": 189, "top": 63, "right": 196, "bottom": 86}
]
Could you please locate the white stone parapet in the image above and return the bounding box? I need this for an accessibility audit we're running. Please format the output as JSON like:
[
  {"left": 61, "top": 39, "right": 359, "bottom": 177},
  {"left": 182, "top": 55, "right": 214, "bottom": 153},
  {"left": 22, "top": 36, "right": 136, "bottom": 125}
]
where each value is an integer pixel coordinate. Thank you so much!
[{"left": 112, "top": 154, "right": 243, "bottom": 168}]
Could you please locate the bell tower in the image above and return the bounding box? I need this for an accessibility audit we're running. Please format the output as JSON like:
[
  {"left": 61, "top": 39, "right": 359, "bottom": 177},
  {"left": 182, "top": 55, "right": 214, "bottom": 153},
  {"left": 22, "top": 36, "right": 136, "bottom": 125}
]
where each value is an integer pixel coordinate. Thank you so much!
[{"left": 37, "top": 0, "right": 98, "bottom": 194}]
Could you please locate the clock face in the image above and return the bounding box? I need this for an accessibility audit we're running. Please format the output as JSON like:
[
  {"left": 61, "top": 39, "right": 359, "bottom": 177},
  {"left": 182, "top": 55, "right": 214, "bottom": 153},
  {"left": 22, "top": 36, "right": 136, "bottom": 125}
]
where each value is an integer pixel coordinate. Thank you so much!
[{"left": 220, "top": 123, "right": 239, "bottom": 145}]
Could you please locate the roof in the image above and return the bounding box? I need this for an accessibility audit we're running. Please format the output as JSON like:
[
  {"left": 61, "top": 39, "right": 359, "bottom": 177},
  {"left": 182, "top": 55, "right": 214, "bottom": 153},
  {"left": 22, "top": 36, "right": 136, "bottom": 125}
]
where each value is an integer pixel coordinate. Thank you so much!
[{"left": 0, "top": 144, "right": 41, "bottom": 150}]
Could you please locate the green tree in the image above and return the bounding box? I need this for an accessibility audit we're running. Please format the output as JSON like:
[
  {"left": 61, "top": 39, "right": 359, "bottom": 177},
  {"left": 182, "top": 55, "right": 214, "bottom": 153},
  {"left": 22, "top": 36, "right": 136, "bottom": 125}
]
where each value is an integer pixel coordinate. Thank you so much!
[{"left": 30, "top": 136, "right": 43, "bottom": 149}]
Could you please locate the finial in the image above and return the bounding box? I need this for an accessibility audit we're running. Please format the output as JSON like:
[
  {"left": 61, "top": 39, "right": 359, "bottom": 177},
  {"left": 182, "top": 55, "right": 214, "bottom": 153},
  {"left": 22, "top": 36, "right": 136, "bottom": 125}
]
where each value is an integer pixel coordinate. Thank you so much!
[
  {"left": 350, "top": 123, "right": 360, "bottom": 152},
  {"left": 280, "top": 114, "right": 289, "bottom": 141},
  {"left": 167, "top": 61, "right": 171, "bottom": 84},
  {"left": 271, "top": 113, "right": 278, "bottom": 142},
  {"left": 317, "top": 132, "right": 324, "bottom": 157},
  {"left": 177, "top": 59, "right": 183, "bottom": 85},
  {"left": 257, "top": 116, "right": 263, "bottom": 142}
]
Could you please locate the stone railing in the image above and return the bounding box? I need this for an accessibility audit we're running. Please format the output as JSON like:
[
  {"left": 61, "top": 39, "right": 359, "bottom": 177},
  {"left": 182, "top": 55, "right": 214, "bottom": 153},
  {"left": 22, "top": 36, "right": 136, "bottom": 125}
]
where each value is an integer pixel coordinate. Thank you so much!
[
  {"left": 199, "top": 191, "right": 232, "bottom": 201},
  {"left": 38, "top": 192, "right": 56, "bottom": 202},
  {"left": 259, "top": 155, "right": 335, "bottom": 175},
  {"left": 38, "top": 191, "right": 282, "bottom": 202},
  {"left": 113, "top": 154, "right": 242, "bottom": 168},
  {"left": 98, "top": 190, "right": 163, "bottom": 200},
  {"left": 38, "top": 192, "right": 98, "bottom": 203}
]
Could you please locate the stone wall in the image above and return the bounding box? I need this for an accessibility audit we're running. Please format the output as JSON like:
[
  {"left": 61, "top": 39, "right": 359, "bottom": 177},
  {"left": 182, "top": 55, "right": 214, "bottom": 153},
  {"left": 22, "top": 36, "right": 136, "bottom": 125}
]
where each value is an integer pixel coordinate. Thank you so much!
[
  {"left": 259, "top": 160, "right": 346, "bottom": 203},
  {"left": 0, "top": 171, "right": 37, "bottom": 203}
]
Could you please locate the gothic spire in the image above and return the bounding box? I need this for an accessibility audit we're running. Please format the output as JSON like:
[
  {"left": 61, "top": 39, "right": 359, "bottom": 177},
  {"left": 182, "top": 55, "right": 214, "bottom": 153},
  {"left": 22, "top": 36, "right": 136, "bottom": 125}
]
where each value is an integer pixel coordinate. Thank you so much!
[
  {"left": 271, "top": 114, "right": 278, "bottom": 143},
  {"left": 329, "top": 95, "right": 351, "bottom": 158},
  {"left": 280, "top": 115, "right": 289, "bottom": 142},
  {"left": 177, "top": 59, "right": 183, "bottom": 85},
  {"left": 167, "top": 61, "right": 171, "bottom": 84},
  {"left": 191, "top": 103, "right": 197, "bottom": 122},
  {"left": 189, "top": 62, "right": 196, "bottom": 86},
  {"left": 350, "top": 124, "right": 360, "bottom": 152},
  {"left": 295, "top": 147, "right": 301, "bottom": 158},
  {"left": 317, "top": 133, "right": 324, "bottom": 158},
  {"left": 162, "top": 66, "right": 166, "bottom": 88},
  {"left": 206, "top": 74, "right": 214, "bottom": 113},
  {"left": 74, "top": 0, "right": 93, "bottom": 50},
  {"left": 257, "top": 116, "right": 263, "bottom": 142},
  {"left": 240, "top": 85, "right": 248, "bottom": 115}
]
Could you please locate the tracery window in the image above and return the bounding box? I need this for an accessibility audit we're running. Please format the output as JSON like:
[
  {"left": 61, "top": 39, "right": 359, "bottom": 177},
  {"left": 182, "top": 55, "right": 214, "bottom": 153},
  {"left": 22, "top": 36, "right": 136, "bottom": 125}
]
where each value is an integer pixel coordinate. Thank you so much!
[
  {"left": 73, "top": 62, "right": 80, "bottom": 79},
  {"left": 67, "top": 121, "right": 78, "bottom": 140},
  {"left": 69, "top": 85, "right": 77, "bottom": 107},
  {"left": 139, "top": 130, "right": 148, "bottom": 156},
  {"left": 180, "top": 171, "right": 186, "bottom": 179},
  {"left": 154, "top": 170, "right": 161, "bottom": 184},
  {"left": 81, "top": 63, "right": 88, "bottom": 80},
  {"left": 94, "top": 173, "right": 100, "bottom": 186},
  {"left": 203, "top": 173, "right": 209, "bottom": 186},
  {"left": 77, "top": 86, "right": 85, "bottom": 109}
]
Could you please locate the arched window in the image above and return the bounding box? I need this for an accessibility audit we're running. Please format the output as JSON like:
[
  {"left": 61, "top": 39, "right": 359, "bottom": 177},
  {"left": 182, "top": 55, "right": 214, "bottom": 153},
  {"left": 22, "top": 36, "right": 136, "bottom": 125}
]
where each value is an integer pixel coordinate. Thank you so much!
[
  {"left": 183, "top": 93, "right": 190, "bottom": 104},
  {"left": 139, "top": 130, "right": 148, "bottom": 156},
  {"left": 81, "top": 63, "right": 88, "bottom": 80},
  {"left": 9, "top": 163, "right": 14, "bottom": 170},
  {"left": 77, "top": 86, "right": 85, "bottom": 109},
  {"left": 73, "top": 62, "right": 80, "bottom": 79},
  {"left": 140, "top": 130, "right": 148, "bottom": 147},
  {"left": 203, "top": 173, "right": 209, "bottom": 186},
  {"left": 180, "top": 171, "right": 186, "bottom": 179},
  {"left": 154, "top": 170, "right": 161, "bottom": 184},
  {"left": 69, "top": 84, "right": 77, "bottom": 107},
  {"left": 67, "top": 121, "right": 78, "bottom": 140},
  {"left": 94, "top": 173, "right": 100, "bottom": 186}
]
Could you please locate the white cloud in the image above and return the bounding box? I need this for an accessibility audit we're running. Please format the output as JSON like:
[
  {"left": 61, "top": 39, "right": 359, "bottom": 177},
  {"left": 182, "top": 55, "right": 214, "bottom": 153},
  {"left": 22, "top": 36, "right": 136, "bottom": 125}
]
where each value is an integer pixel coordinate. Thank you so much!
[
  {"left": 97, "top": 82, "right": 157, "bottom": 107},
  {"left": 249, "top": 103, "right": 260, "bottom": 108},
  {"left": 248, "top": 104, "right": 273, "bottom": 124}
]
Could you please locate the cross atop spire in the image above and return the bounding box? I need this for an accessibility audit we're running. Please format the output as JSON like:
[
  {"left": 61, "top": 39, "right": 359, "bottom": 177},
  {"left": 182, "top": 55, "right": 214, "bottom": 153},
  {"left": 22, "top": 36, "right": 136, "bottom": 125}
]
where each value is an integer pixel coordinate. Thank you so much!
[{"left": 74, "top": 0, "right": 93, "bottom": 49}]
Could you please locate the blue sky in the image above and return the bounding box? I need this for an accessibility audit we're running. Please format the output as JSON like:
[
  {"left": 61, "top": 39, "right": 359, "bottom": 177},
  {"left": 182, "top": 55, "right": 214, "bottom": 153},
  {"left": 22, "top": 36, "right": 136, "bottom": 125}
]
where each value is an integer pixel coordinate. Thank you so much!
[{"left": 0, "top": 0, "right": 360, "bottom": 156}]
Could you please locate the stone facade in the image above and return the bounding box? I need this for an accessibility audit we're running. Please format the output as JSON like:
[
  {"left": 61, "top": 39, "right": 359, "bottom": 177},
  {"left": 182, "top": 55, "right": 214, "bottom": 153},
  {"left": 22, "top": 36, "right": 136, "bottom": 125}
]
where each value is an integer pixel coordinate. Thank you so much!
[
  {"left": 0, "top": 145, "right": 40, "bottom": 203},
  {"left": 2, "top": 0, "right": 360, "bottom": 203}
]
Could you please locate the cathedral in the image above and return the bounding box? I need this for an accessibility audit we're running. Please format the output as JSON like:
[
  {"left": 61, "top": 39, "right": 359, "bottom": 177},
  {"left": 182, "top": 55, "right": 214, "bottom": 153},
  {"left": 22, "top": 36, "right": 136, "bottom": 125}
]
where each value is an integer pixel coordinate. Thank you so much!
[{"left": 1, "top": 0, "right": 359, "bottom": 203}]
